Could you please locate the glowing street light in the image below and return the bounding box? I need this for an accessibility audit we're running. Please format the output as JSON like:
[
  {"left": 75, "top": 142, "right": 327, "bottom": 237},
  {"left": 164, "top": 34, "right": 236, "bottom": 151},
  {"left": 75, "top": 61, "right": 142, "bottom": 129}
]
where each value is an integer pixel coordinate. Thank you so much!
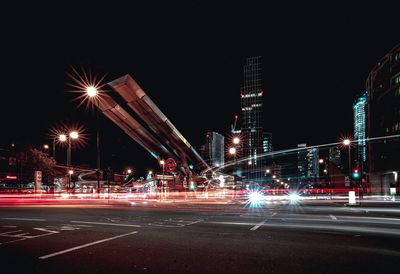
[
  {"left": 343, "top": 139, "right": 351, "bottom": 146},
  {"left": 229, "top": 147, "right": 236, "bottom": 155},
  {"left": 86, "top": 86, "right": 98, "bottom": 97},
  {"left": 266, "top": 169, "right": 270, "bottom": 174},
  {"left": 319, "top": 159, "right": 324, "bottom": 164},
  {"left": 69, "top": 131, "right": 79, "bottom": 139},
  {"left": 127, "top": 169, "right": 132, "bottom": 174},
  {"left": 43, "top": 144, "right": 49, "bottom": 149},
  {"left": 272, "top": 175, "right": 276, "bottom": 179},
  {"left": 233, "top": 137, "right": 240, "bottom": 145},
  {"left": 59, "top": 134, "right": 67, "bottom": 142}
]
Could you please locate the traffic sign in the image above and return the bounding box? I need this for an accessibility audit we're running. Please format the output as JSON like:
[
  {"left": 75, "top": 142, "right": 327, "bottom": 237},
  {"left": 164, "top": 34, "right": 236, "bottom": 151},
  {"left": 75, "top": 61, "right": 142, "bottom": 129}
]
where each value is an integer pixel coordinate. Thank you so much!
[{"left": 165, "top": 158, "right": 177, "bottom": 173}]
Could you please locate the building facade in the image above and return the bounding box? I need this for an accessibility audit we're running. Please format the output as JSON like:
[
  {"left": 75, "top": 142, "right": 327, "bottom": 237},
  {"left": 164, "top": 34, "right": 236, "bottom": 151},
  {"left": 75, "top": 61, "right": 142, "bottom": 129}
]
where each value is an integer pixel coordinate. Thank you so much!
[
  {"left": 262, "top": 132, "right": 273, "bottom": 154},
  {"left": 201, "top": 132, "right": 224, "bottom": 168},
  {"left": 353, "top": 92, "right": 368, "bottom": 166},
  {"left": 240, "top": 56, "right": 265, "bottom": 182},
  {"left": 297, "top": 144, "right": 319, "bottom": 183},
  {"left": 297, "top": 144, "right": 308, "bottom": 182},
  {"left": 366, "top": 43, "right": 400, "bottom": 173}
]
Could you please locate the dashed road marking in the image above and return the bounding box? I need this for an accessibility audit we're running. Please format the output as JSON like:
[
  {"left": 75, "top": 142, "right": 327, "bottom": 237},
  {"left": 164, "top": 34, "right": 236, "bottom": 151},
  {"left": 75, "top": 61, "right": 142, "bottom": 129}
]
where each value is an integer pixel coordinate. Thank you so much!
[
  {"left": 250, "top": 213, "right": 276, "bottom": 231},
  {"left": 39, "top": 231, "right": 138, "bottom": 259},
  {"left": 330, "top": 214, "right": 337, "bottom": 220}
]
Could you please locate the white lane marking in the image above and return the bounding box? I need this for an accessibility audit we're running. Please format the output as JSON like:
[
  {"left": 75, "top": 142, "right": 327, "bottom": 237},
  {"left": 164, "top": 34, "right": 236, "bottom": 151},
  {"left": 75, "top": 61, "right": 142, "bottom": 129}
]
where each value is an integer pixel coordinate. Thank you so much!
[
  {"left": 39, "top": 231, "right": 138, "bottom": 260},
  {"left": 2, "top": 218, "right": 45, "bottom": 221},
  {"left": 34, "top": 228, "right": 60, "bottom": 234},
  {"left": 186, "top": 220, "right": 203, "bottom": 226},
  {"left": 250, "top": 213, "right": 276, "bottom": 231},
  {"left": 0, "top": 230, "right": 23, "bottom": 236},
  {"left": 70, "top": 221, "right": 141, "bottom": 228},
  {"left": 250, "top": 219, "right": 268, "bottom": 231},
  {"left": 330, "top": 214, "right": 337, "bottom": 220}
]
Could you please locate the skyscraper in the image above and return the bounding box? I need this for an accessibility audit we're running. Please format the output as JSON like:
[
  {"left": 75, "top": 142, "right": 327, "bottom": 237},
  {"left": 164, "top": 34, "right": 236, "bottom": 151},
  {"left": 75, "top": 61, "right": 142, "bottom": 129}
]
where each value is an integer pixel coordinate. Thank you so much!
[
  {"left": 329, "top": 147, "right": 342, "bottom": 168},
  {"left": 366, "top": 43, "right": 400, "bottom": 173},
  {"left": 297, "top": 144, "right": 308, "bottom": 182},
  {"left": 297, "top": 144, "right": 319, "bottom": 183},
  {"left": 353, "top": 92, "right": 368, "bottom": 165},
  {"left": 307, "top": 148, "right": 319, "bottom": 182},
  {"left": 201, "top": 132, "right": 224, "bottom": 168},
  {"left": 240, "top": 56, "right": 264, "bottom": 182}
]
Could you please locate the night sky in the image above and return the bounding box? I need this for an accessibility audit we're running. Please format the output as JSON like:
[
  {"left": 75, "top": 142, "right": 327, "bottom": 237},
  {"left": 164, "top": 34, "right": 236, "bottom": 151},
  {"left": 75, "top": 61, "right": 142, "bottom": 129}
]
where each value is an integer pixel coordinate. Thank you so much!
[{"left": 1, "top": 1, "right": 399, "bottom": 175}]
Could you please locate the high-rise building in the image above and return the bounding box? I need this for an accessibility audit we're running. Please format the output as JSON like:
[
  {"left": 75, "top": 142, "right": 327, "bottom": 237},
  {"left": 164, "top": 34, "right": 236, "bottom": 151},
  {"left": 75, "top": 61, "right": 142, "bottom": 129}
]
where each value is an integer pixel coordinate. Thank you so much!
[
  {"left": 240, "top": 56, "right": 264, "bottom": 182},
  {"left": 366, "top": 43, "right": 400, "bottom": 173},
  {"left": 297, "top": 144, "right": 308, "bottom": 182},
  {"left": 353, "top": 92, "right": 368, "bottom": 165},
  {"left": 297, "top": 144, "right": 319, "bottom": 182},
  {"left": 329, "top": 147, "right": 342, "bottom": 168},
  {"left": 201, "top": 132, "right": 224, "bottom": 168},
  {"left": 307, "top": 148, "right": 319, "bottom": 182}
]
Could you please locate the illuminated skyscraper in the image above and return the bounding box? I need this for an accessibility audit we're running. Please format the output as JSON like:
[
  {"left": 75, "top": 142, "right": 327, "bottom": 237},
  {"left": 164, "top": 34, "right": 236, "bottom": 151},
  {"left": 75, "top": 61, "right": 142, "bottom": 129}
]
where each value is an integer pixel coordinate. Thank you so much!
[
  {"left": 353, "top": 92, "right": 368, "bottom": 164},
  {"left": 297, "top": 144, "right": 319, "bottom": 182},
  {"left": 240, "top": 56, "right": 264, "bottom": 182}
]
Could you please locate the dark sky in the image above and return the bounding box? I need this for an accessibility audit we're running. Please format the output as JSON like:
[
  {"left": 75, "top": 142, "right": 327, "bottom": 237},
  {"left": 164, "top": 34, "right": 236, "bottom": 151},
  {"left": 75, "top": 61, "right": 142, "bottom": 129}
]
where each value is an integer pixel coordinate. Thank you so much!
[{"left": 1, "top": 1, "right": 399, "bottom": 175}]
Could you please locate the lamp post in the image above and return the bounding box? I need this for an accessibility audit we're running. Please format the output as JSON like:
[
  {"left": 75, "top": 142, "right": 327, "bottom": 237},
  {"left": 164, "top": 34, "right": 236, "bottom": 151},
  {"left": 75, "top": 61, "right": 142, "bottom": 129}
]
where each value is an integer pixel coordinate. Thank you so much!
[
  {"left": 343, "top": 139, "right": 352, "bottom": 187},
  {"left": 229, "top": 147, "right": 237, "bottom": 194},
  {"left": 86, "top": 86, "right": 101, "bottom": 198},
  {"left": 160, "top": 160, "right": 165, "bottom": 194}
]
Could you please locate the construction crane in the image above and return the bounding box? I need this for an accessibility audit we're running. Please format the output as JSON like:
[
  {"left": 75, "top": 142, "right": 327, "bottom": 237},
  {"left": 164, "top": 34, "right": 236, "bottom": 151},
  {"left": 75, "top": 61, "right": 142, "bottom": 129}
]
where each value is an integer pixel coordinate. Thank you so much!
[{"left": 231, "top": 114, "right": 240, "bottom": 134}]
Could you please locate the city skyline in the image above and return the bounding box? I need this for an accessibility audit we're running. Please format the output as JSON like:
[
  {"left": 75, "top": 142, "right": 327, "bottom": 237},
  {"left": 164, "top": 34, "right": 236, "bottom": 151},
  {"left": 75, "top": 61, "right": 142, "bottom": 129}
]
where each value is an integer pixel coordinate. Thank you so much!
[{"left": 1, "top": 2, "right": 399, "bottom": 174}]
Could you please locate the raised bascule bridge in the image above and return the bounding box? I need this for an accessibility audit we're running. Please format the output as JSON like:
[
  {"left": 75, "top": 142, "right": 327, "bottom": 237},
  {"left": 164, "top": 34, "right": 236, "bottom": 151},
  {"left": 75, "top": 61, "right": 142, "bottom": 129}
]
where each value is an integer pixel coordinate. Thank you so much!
[{"left": 97, "top": 74, "right": 213, "bottom": 189}]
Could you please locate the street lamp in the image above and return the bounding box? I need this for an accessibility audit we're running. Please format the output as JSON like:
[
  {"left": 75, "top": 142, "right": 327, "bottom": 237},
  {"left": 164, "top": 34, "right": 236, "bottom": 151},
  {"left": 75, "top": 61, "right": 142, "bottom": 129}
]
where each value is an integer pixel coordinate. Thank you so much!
[
  {"left": 86, "top": 85, "right": 101, "bottom": 198},
  {"left": 43, "top": 144, "right": 49, "bottom": 156},
  {"left": 343, "top": 138, "right": 352, "bottom": 186},
  {"left": 160, "top": 160, "right": 165, "bottom": 193},
  {"left": 233, "top": 137, "right": 240, "bottom": 145}
]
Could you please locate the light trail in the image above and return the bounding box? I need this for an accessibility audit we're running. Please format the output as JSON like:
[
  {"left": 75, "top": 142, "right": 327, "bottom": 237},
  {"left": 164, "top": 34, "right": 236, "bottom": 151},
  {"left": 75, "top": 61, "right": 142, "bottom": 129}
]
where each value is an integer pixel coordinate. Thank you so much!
[{"left": 203, "top": 134, "right": 400, "bottom": 175}]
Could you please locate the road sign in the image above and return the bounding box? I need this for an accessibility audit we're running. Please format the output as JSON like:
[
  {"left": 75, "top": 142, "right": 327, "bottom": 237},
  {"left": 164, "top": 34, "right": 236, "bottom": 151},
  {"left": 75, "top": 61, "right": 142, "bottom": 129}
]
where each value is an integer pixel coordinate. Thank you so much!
[{"left": 165, "top": 158, "right": 177, "bottom": 173}]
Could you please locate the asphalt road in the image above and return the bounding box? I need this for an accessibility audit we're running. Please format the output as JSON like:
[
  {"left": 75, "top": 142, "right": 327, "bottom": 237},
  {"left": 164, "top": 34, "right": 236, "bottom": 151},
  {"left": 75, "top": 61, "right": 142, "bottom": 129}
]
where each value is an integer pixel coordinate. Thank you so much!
[{"left": 1, "top": 204, "right": 400, "bottom": 274}]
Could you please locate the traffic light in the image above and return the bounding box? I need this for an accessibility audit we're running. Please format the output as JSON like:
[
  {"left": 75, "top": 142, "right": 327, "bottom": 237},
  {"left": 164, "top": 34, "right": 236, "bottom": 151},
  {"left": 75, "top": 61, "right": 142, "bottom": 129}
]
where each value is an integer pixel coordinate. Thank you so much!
[
  {"left": 352, "top": 168, "right": 360, "bottom": 179},
  {"left": 189, "top": 180, "right": 195, "bottom": 191}
]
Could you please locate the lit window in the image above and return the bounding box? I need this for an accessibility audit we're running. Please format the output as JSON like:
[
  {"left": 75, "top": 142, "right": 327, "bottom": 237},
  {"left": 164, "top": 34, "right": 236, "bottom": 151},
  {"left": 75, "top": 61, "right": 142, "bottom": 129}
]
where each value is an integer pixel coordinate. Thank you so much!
[{"left": 395, "top": 75, "right": 400, "bottom": 84}]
